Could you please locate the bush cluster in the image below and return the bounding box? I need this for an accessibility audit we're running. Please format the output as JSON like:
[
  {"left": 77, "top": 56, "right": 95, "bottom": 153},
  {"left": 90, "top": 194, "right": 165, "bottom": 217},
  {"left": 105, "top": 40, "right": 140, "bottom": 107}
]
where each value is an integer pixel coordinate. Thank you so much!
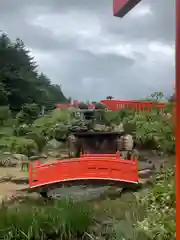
[
  {"left": 114, "top": 167, "right": 175, "bottom": 240},
  {"left": 0, "top": 98, "right": 175, "bottom": 157},
  {"left": 136, "top": 167, "right": 175, "bottom": 240},
  {"left": 0, "top": 136, "right": 38, "bottom": 157}
]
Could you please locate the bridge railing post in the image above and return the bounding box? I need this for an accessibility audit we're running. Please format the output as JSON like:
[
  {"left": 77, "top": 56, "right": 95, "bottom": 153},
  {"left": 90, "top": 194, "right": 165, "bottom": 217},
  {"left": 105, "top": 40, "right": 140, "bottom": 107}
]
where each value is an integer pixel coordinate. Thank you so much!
[{"left": 116, "top": 151, "right": 120, "bottom": 160}]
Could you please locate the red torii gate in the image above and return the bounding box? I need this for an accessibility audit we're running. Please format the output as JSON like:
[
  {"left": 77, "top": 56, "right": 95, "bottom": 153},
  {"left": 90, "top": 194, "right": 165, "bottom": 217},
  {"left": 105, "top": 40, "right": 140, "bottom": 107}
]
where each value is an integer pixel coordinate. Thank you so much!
[
  {"left": 112, "top": 0, "right": 179, "bottom": 236},
  {"left": 113, "top": 0, "right": 141, "bottom": 17}
]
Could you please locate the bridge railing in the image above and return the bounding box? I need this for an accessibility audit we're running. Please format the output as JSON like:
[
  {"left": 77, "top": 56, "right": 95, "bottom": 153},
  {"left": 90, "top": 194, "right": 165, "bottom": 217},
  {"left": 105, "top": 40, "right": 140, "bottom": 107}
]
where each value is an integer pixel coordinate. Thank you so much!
[{"left": 29, "top": 153, "right": 138, "bottom": 189}]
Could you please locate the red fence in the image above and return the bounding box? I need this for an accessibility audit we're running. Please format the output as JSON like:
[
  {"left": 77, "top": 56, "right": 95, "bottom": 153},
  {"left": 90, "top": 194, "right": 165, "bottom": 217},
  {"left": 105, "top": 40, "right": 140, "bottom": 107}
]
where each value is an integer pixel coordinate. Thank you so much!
[
  {"left": 29, "top": 153, "right": 138, "bottom": 189},
  {"left": 100, "top": 100, "right": 167, "bottom": 112}
]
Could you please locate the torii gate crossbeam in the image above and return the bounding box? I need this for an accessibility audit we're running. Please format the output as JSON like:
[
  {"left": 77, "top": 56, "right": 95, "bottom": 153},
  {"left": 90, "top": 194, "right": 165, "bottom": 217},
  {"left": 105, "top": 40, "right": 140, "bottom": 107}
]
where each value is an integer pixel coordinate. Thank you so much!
[{"left": 113, "top": 0, "right": 142, "bottom": 17}]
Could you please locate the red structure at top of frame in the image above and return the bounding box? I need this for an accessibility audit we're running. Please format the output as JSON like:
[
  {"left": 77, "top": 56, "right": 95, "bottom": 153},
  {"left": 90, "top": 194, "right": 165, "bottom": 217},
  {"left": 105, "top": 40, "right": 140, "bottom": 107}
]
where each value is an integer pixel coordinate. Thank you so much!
[{"left": 113, "top": 0, "right": 142, "bottom": 18}]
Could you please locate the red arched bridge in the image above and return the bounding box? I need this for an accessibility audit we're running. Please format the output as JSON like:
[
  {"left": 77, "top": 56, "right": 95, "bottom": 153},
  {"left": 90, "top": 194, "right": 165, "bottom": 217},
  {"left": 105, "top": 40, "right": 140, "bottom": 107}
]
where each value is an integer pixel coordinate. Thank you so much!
[{"left": 29, "top": 152, "right": 138, "bottom": 191}]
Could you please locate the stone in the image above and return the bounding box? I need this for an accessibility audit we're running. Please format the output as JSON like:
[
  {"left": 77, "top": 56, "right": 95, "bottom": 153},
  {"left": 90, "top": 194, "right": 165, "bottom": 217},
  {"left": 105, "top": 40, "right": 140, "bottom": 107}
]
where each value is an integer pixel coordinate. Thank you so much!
[
  {"left": 47, "top": 139, "right": 64, "bottom": 149},
  {"left": 0, "top": 153, "right": 28, "bottom": 167},
  {"left": 12, "top": 154, "right": 28, "bottom": 162},
  {"left": 29, "top": 156, "right": 40, "bottom": 161},
  {"left": 40, "top": 154, "right": 48, "bottom": 159},
  {"left": 48, "top": 151, "right": 61, "bottom": 158}
]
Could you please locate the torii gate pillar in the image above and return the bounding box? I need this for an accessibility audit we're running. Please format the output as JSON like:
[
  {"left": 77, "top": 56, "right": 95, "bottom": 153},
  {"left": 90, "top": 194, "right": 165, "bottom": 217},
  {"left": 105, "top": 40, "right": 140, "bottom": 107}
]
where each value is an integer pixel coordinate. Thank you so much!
[{"left": 113, "top": 0, "right": 142, "bottom": 17}]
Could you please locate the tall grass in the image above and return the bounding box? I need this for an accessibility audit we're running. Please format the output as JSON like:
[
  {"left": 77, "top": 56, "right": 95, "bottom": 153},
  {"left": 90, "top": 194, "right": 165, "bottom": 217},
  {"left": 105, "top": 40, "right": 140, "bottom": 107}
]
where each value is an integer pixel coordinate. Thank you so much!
[{"left": 0, "top": 199, "right": 93, "bottom": 240}]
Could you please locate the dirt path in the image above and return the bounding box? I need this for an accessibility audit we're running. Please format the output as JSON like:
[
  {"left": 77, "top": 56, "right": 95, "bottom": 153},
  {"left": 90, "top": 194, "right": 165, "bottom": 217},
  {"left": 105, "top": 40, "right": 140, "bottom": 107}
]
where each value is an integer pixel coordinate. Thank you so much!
[{"left": 0, "top": 167, "right": 28, "bottom": 201}]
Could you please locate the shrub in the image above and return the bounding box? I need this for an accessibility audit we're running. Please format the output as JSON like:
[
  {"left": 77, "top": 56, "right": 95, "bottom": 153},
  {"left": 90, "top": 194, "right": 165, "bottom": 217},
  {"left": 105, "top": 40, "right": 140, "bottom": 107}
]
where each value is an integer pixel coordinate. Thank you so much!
[
  {"left": 32, "top": 115, "right": 53, "bottom": 136},
  {"left": 16, "top": 103, "right": 40, "bottom": 125},
  {"left": 25, "top": 132, "right": 47, "bottom": 152},
  {"left": 136, "top": 168, "right": 175, "bottom": 239},
  {"left": 48, "top": 122, "right": 69, "bottom": 141},
  {"left": 95, "top": 103, "right": 106, "bottom": 109},
  {"left": 113, "top": 168, "right": 175, "bottom": 240},
  {"left": 0, "top": 199, "right": 92, "bottom": 240},
  {"left": 0, "top": 106, "right": 11, "bottom": 125},
  {"left": 125, "top": 110, "right": 175, "bottom": 154},
  {"left": 32, "top": 109, "right": 70, "bottom": 138},
  {"left": 51, "top": 109, "right": 70, "bottom": 122},
  {"left": 102, "top": 105, "right": 174, "bottom": 154},
  {"left": 13, "top": 124, "right": 32, "bottom": 136},
  {"left": 78, "top": 102, "right": 88, "bottom": 109},
  {"left": 0, "top": 136, "right": 38, "bottom": 156}
]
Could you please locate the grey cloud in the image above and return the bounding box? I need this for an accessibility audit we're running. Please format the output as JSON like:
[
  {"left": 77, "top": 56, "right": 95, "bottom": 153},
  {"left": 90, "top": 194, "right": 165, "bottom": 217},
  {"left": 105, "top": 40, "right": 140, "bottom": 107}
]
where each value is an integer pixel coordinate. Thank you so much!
[
  {"left": 100, "top": 0, "right": 175, "bottom": 44},
  {"left": 0, "top": 0, "right": 175, "bottom": 100}
]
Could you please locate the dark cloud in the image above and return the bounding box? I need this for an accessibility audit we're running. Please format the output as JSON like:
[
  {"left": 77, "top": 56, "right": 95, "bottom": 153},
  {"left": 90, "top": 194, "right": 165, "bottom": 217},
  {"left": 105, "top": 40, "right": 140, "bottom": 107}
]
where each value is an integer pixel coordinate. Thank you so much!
[{"left": 0, "top": 0, "right": 175, "bottom": 100}]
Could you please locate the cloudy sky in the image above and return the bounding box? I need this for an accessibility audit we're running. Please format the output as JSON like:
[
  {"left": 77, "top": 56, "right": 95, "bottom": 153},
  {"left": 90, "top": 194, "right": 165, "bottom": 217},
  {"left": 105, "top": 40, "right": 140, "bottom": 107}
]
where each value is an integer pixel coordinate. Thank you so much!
[{"left": 0, "top": 0, "right": 175, "bottom": 101}]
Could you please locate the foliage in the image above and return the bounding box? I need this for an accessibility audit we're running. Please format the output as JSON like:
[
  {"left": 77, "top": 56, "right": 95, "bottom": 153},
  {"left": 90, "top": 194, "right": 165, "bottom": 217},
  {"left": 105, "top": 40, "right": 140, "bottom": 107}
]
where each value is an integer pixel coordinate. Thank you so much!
[
  {"left": 13, "top": 123, "right": 32, "bottom": 136},
  {"left": 124, "top": 110, "right": 174, "bottom": 153},
  {"left": 150, "top": 91, "right": 164, "bottom": 101},
  {"left": 78, "top": 102, "right": 88, "bottom": 109},
  {"left": 136, "top": 168, "right": 175, "bottom": 240},
  {"left": 0, "top": 199, "right": 92, "bottom": 240},
  {"left": 48, "top": 122, "right": 69, "bottom": 141},
  {"left": 106, "top": 96, "right": 113, "bottom": 100},
  {"left": 0, "top": 33, "right": 68, "bottom": 112},
  {"left": 0, "top": 82, "right": 8, "bottom": 105},
  {"left": 51, "top": 109, "right": 71, "bottom": 122},
  {"left": 25, "top": 132, "right": 47, "bottom": 152},
  {"left": 0, "top": 136, "right": 38, "bottom": 156},
  {"left": 113, "top": 167, "right": 175, "bottom": 240},
  {"left": 95, "top": 103, "right": 106, "bottom": 109},
  {"left": 102, "top": 102, "right": 174, "bottom": 154},
  {"left": 0, "top": 106, "right": 10, "bottom": 125},
  {"left": 16, "top": 103, "right": 40, "bottom": 125},
  {"left": 32, "top": 109, "right": 71, "bottom": 139},
  {"left": 115, "top": 220, "right": 148, "bottom": 240}
]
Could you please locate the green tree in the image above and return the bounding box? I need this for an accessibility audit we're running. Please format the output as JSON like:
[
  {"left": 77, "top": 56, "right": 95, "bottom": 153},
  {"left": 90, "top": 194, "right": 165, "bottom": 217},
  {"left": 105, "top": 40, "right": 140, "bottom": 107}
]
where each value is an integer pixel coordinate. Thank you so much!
[
  {"left": 0, "top": 32, "right": 68, "bottom": 111},
  {"left": 106, "top": 96, "right": 113, "bottom": 100},
  {"left": 16, "top": 103, "right": 40, "bottom": 125}
]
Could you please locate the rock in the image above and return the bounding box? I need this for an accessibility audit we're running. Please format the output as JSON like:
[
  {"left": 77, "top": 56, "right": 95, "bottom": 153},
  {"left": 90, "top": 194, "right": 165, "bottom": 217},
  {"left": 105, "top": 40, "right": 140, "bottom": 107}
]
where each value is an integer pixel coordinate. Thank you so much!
[
  {"left": 12, "top": 154, "right": 28, "bottom": 162},
  {"left": 139, "top": 169, "right": 152, "bottom": 178},
  {"left": 0, "top": 153, "right": 28, "bottom": 167},
  {"left": 124, "top": 134, "right": 134, "bottom": 151},
  {"left": 11, "top": 177, "right": 29, "bottom": 184},
  {"left": 29, "top": 156, "right": 40, "bottom": 161},
  {"left": 47, "top": 139, "right": 64, "bottom": 149},
  {"left": 40, "top": 154, "right": 48, "bottom": 159},
  {"left": 113, "top": 123, "right": 124, "bottom": 132},
  {"left": 48, "top": 151, "right": 61, "bottom": 158},
  {"left": 0, "top": 176, "right": 12, "bottom": 183},
  {"left": 2, "top": 152, "right": 11, "bottom": 155}
]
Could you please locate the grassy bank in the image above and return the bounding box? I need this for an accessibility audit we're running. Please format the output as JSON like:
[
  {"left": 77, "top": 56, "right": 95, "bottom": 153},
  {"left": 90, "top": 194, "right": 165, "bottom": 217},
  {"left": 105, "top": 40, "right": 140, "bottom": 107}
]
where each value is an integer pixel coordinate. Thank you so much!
[{"left": 0, "top": 199, "right": 92, "bottom": 240}]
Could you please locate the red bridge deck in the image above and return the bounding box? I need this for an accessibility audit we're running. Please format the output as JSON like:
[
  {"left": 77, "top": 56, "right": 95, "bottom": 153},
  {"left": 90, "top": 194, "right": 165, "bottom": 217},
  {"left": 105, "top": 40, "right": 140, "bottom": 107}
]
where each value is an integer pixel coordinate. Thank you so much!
[{"left": 29, "top": 153, "right": 138, "bottom": 190}]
